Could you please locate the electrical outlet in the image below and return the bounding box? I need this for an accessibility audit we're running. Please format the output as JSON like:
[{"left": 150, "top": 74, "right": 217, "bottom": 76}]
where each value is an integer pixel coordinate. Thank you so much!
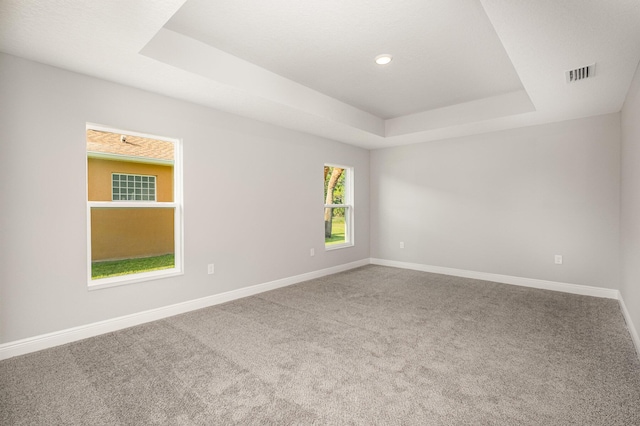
[
  {"left": 400, "top": 242, "right": 405, "bottom": 249},
  {"left": 310, "top": 248, "right": 315, "bottom": 257},
  {"left": 208, "top": 263, "right": 215, "bottom": 274},
  {"left": 554, "top": 255, "right": 563, "bottom": 265}
]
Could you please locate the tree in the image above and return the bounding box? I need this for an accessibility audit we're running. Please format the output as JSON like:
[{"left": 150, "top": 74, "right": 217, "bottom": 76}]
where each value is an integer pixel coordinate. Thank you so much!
[{"left": 324, "top": 167, "right": 344, "bottom": 238}]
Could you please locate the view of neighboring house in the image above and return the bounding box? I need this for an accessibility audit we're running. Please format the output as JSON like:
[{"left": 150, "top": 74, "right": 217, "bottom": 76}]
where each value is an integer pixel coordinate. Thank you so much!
[{"left": 86, "top": 129, "right": 175, "bottom": 262}]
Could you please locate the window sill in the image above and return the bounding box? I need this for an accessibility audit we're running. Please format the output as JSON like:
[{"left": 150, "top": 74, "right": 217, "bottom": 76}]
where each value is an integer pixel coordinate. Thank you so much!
[
  {"left": 88, "top": 268, "right": 183, "bottom": 291},
  {"left": 325, "top": 242, "right": 354, "bottom": 251}
]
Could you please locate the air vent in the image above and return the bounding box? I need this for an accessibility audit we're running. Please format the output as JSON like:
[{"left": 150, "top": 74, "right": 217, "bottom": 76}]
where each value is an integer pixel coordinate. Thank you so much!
[{"left": 565, "top": 64, "right": 595, "bottom": 83}]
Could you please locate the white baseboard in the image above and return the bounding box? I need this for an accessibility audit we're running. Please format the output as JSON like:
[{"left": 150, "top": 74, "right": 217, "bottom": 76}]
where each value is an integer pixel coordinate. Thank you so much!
[
  {"left": 369, "top": 258, "right": 620, "bottom": 299},
  {"left": 0, "top": 259, "right": 369, "bottom": 361},
  {"left": 618, "top": 294, "right": 640, "bottom": 358},
  {"left": 4, "top": 258, "right": 638, "bottom": 363}
]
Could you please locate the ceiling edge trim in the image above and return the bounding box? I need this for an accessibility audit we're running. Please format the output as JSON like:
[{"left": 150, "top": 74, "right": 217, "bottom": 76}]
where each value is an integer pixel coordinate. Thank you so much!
[
  {"left": 385, "top": 90, "right": 535, "bottom": 137},
  {"left": 140, "top": 28, "right": 385, "bottom": 137}
]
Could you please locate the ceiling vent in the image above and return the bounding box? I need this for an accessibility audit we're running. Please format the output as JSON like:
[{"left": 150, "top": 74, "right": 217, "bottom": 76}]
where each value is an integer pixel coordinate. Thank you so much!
[{"left": 565, "top": 63, "right": 595, "bottom": 83}]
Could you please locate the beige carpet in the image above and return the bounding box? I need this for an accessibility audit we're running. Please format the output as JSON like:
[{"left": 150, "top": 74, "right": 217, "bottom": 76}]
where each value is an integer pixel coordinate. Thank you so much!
[{"left": 2, "top": 265, "right": 639, "bottom": 425}]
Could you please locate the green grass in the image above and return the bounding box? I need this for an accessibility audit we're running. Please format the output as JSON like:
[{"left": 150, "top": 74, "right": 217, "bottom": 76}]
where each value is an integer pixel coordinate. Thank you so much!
[
  {"left": 92, "top": 254, "right": 175, "bottom": 279},
  {"left": 325, "top": 217, "right": 346, "bottom": 245}
]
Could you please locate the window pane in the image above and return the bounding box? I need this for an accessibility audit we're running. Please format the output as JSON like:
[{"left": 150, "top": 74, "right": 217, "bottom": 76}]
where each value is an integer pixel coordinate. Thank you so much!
[
  {"left": 108, "top": 174, "right": 164, "bottom": 202},
  {"left": 324, "top": 166, "right": 345, "bottom": 205},
  {"left": 106, "top": 173, "right": 162, "bottom": 202},
  {"left": 324, "top": 207, "right": 347, "bottom": 245},
  {"left": 88, "top": 128, "right": 179, "bottom": 285},
  {"left": 90, "top": 207, "right": 175, "bottom": 279}
]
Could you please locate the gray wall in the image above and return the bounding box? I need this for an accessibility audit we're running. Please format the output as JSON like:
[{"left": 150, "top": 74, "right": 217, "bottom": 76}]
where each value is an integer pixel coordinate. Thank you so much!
[
  {"left": 0, "top": 51, "right": 635, "bottom": 347},
  {"left": 621, "top": 62, "right": 640, "bottom": 334},
  {"left": 371, "top": 114, "right": 621, "bottom": 289},
  {"left": 0, "top": 53, "right": 370, "bottom": 343}
]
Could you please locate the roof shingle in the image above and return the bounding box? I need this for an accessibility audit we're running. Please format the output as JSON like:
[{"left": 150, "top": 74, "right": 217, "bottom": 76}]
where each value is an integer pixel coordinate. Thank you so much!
[{"left": 86, "top": 130, "right": 174, "bottom": 161}]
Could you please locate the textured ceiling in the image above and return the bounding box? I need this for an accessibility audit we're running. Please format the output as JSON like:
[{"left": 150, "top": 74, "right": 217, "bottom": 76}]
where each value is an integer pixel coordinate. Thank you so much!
[{"left": 0, "top": 0, "right": 639, "bottom": 149}]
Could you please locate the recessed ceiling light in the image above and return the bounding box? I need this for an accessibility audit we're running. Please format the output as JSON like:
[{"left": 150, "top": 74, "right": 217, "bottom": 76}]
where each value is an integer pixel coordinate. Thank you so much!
[{"left": 375, "top": 54, "right": 393, "bottom": 65}]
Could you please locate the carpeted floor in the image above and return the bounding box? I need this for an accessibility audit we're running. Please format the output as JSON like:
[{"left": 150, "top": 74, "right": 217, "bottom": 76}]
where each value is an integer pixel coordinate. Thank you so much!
[{"left": 2, "top": 265, "right": 640, "bottom": 425}]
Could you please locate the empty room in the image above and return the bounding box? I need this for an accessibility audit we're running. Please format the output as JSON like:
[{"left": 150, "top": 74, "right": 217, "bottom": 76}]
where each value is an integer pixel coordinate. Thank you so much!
[{"left": 1, "top": 0, "right": 640, "bottom": 424}]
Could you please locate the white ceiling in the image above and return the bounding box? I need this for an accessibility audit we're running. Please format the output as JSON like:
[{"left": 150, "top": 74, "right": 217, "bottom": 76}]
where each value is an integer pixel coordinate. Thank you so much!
[
  {"left": 1, "top": 0, "right": 639, "bottom": 149},
  {"left": 164, "top": 0, "right": 525, "bottom": 119}
]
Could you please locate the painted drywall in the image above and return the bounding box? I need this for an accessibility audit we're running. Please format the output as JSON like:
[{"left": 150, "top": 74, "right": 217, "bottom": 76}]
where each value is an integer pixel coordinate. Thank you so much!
[
  {"left": 0, "top": 53, "right": 370, "bottom": 344},
  {"left": 371, "top": 114, "right": 621, "bottom": 289},
  {"left": 621, "top": 62, "right": 640, "bottom": 335}
]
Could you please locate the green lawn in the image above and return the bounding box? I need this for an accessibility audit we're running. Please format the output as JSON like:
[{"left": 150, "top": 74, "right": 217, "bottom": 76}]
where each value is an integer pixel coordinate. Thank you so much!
[
  {"left": 92, "top": 254, "right": 175, "bottom": 279},
  {"left": 325, "top": 217, "right": 346, "bottom": 245}
]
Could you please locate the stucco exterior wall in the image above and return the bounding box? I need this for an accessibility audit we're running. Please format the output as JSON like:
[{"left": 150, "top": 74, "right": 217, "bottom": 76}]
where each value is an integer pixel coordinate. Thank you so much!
[
  {"left": 87, "top": 158, "right": 173, "bottom": 202},
  {"left": 90, "top": 208, "right": 174, "bottom": 261},
  {"left": 87, "top": 157, "right": 174, "bottom": 261}
]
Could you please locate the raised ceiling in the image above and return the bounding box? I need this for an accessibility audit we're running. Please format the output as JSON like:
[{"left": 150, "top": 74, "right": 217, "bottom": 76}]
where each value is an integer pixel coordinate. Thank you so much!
[
  {"left": 1, "top": 0, "right": 639, "bottom": 149},
  {"left": 164, "top": 0, "right": 525, "bottom": 119}
]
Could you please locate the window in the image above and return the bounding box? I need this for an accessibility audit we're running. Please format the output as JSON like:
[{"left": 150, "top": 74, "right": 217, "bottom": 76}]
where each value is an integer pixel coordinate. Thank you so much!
[
  {"left": 86, "top": 124, "right": 183, "bottom": 289},
  {"left": 324, "top": 164, "right": 353, "bottom": 249},
  {"left": 112, "top": 173, "right": 156, "bottom": 201}
]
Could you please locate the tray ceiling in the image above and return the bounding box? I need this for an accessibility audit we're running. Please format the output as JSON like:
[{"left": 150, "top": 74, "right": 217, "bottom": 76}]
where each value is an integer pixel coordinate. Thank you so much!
[{"left": 1, "top": 0, "right": 639, "bottom": 148}]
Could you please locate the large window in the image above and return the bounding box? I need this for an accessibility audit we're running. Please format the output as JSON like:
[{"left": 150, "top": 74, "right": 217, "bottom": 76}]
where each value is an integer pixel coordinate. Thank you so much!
[
  {"left": 86, "top": 124, "right": 183, "bottom": 288},
  {"left": 324, "top": 164, "right": 353, "bottom": 249}
]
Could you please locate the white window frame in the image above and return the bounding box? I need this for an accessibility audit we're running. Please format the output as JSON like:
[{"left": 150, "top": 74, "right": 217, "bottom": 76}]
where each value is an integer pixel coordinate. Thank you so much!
[
  {"left": 86, "top": 123, "right": 184, "bottom": 290},
  {"left": 324, "top": 163, "right": 354, "bottom": 250}
]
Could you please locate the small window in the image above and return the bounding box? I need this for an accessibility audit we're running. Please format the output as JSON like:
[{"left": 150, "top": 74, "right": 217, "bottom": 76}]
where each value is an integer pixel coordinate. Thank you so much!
[
  {"left": 324, "top": 164, "right": 353, "bottom": 249},
  {"left": 112, "top": 173, "right": 156, "bottom": 201},
  {"left": 86, "top": 125, "right": 183, "bottom": 289}
]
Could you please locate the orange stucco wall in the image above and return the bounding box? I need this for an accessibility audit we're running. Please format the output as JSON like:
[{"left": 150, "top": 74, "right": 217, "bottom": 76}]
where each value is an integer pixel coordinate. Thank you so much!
[
  {"left": 87, "top": 158, "right": 173, "bottom": 202},
  {"left": 88, "top": 158, "right": 174, "bottom": 261},
  {"left": 90, "top": 208, "right": 174, "bottom": 261}
]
